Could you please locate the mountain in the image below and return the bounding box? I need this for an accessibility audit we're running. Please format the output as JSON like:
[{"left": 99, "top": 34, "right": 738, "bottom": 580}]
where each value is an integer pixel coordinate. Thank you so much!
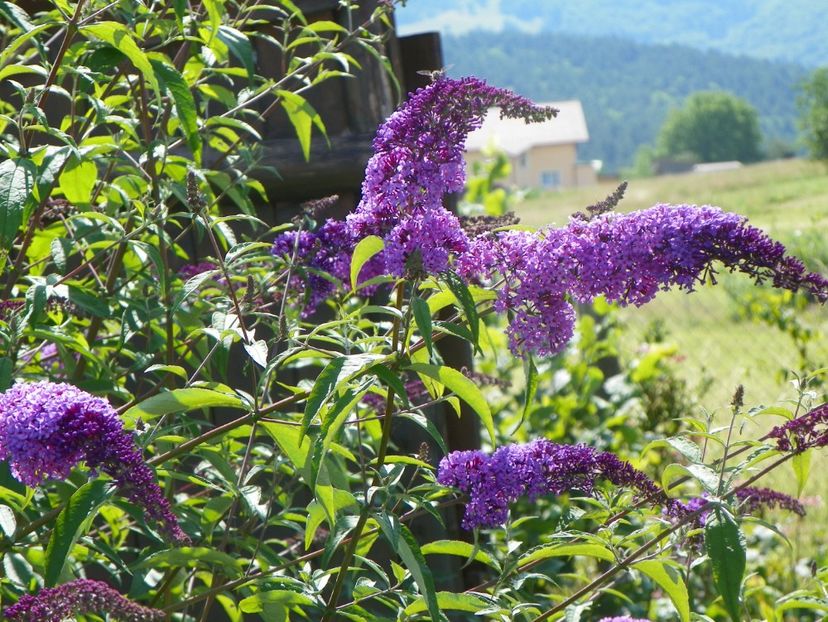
[
  {"left": 395, "top": 0, "right": 828, "bottom": 67},
  {"left": 433, "top": 31, "right": 808, "bottom": 172}
]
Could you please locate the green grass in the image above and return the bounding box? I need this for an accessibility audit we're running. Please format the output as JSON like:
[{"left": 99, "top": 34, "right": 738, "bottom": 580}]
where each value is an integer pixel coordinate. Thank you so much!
[{"left": 514, "top": 159, "right": 828, "bottom": 553}]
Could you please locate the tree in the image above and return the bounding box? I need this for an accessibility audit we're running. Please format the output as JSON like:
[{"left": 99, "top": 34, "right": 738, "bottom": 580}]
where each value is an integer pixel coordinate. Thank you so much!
[
  {"left": 656, "top": 91, "right": 763, "bottom": 163},
  {"left": 798, "top": 67, "right": 828, "bottom": 160}
]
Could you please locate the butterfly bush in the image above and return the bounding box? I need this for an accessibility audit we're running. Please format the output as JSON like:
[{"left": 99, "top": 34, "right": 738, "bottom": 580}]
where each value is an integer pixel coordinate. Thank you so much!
[
  {"left": 768, "top": 403, "right": 828, "bottom": 453},
  {"left": 272, "top": 76, "right": 827, "bottom": 358},
  {"left": 458, "top": 204, "right": 828, "bottom": 356},
  {"left": 5, "top": 579, "right": 164, "bottom": 622},
  {"left": 272, "top": 77, "right": 556, "bottom": 308},
  {"left": 598, "top": 617, "right": 650, "bottom": 622},
  {"left": 734, "top": 486, "right": 806, "bottom": 516},
  {"left": 0, "top": 381, "right": 188, "bottom": 544},
  {"left": 437, "top": 439, "right": 684, "bottom": 529}
]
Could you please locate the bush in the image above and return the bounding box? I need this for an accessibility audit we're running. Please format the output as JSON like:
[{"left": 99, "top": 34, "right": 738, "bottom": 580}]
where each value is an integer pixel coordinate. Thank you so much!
[{"left": 1, "top": 3, "right": 828, "bottom": 622}]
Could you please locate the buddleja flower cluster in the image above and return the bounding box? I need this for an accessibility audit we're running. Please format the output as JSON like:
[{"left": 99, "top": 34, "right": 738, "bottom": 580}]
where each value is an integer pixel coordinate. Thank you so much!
[
  {"left": 5, "top": 579, "right": 164, "bottom": 622},
  {"left": 735, "top": 486, "right": 806, "bottom": 516},
  {"left": 272, "top": 77, "right": 556, "bottom": 309},
  {"left": 458, "top": 204, "right": 828, "bottom": 356},
  {"left": 768, "top": 403, "right": 828, "bottom": 453},
  {"left": 0, "top": 381, "right": 188, "bottom": 544},
  {"left": 437, "top": 439, "right": 682, "bottom": 529},
  {"left": 271, "top": 76, "right": 827, "bottom": 357}
]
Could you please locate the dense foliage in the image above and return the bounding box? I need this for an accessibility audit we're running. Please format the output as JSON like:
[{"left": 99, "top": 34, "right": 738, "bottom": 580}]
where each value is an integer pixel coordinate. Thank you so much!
[
  {"left": 655, "top": 92, "right": 763, "bottom": 163},
  {"left": 1, "top": 2, "right": 828, "bottom": 622},
  {"left": 798, "top": 67, "right": 828, "bottom": 161},
  {"left": 438, "top": 31, "right": 806, "bottom": 171}
]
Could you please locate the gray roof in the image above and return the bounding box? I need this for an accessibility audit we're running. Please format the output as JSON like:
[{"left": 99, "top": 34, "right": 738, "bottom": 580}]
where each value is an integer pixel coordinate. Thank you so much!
[{"left": 464, "top": 100, "right": 589, "bottom": 155}]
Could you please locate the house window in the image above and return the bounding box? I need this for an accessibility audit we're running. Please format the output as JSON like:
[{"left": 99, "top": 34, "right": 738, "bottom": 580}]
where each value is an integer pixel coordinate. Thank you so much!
[
  {"left": 519, "top": 153, "right": 528, "bottom": 168},
  {"left": 540, "top": 170, "right": 561, "bottom": 189}
]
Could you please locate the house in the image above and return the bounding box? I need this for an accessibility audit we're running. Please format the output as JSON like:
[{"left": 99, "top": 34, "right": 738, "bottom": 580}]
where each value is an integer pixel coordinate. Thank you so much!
[{"left": 464, "top": 100, "right": 598, "bottom": 190}]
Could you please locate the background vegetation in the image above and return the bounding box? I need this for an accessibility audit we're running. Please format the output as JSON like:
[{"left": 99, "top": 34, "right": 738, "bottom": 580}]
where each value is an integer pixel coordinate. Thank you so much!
[{"left": 436, "top": 31, "right": 807, "bottom": 171}]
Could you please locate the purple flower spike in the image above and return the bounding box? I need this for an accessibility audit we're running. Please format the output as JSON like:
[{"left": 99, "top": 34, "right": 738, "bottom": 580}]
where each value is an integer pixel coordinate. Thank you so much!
[
  {"left": 272, "top": 77, "right": 557, "bottom": 311},
  {"left": 598, "top": 617, "right": 650, "bottom": 622},
  {"left": 5, "top": 579, "right": 164, "bottom": 622},
  {"left": 768, "top": 403, "right": 828, "bottom": 453},
  {"left": 350, "top": 77, "right": 555, "bottom": 236},
  {"left": 437, "top": 439, "right": 673, "bottom": 530},
  {"left": 0, "top": 381, "right": 188, "bottom": 544},
  {"left": 734, "top": 486, "right": 806, "bottom": 516},
  {"left": 459, "top": 204, "right": 828, "bottom": 357}
]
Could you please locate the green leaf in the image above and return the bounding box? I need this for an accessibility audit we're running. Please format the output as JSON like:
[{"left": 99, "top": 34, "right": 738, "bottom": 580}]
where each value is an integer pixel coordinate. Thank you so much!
[
  {"left": 217, "top": 26, "right": 256, "bottom": 80},
  {"left": 518, "top": 542, "right": 616, "bottom": 566},
  {"left": 151, "top": 60, "right": 201, "bottom": 162},
  {"left": 277, "top": 90, "right": 327, "bottom": 161},
  {"left": 792, "top": 448, "right": 811, "bottom": 496},
  {"left": 774, "top": 595, "right": 828, "bottom": 621},
  {"left": 411, "top": 296, "right": 434, "bottom": 357},
  {"left": 239, "top": 590, "right": 314, "bottom": 614},
  {"left": 662, "top": 462, "right": 720, "bottom": 494},
  {"left": 58, "top": 155, "right": 97, "bottom": 205},
  {"left": 50, "top": 238, "right": 68, "bottom": 272},
  {"left": 0, "top": 1, "right": 34, "bottom": 32},
  {"left": 350, "top": 235, "right": 384, "bottom": 290},
  {"left": 81, "top": 22, "right": 159, "bottom": 93},
  {"left": 421, "top": 540, "right": 499, "bottom": 569},
  {"left": 510, "top": 354, "right": 538, "bottom": 434},
  {"left": 299, "top": 357, "right": 346, "bottom": 441},
  {"left": 44, "top": 480, "right": 109, "bottom": 587},
  {"left": 0, "top": 158, "right": 35, "bottom": 248},
  {"left": 378, "top": 520, "right": 442, "bottom": 622},
  {"left": 444, "top": 271, "right": 480, "bottom": 349},
  {"left": 136, "top": 547, "right": 243, "bottom": 576},
  {"left": 310, "top": 384, "right": 368, "bottom": 489},
  {"left": 404, "top": 591, "right": 488, "bottom": 616},
  {"left": 705, "top": 507, "right": 746, "bottom": 622},
  {"left": 406, "top": 363, "right": 495, "bottom": 444},
  {"left": 634, "top": 560, "right": 690, "bottom": 622},
  {"left": 123, "top": 388, "right": 246, "bottom": 426},
  {"left": 0, "top": 357, "right": 12, "bottom": 391}
]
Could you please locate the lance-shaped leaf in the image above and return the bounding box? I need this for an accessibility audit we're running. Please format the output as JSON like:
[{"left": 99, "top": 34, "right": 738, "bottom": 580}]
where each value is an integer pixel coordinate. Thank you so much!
[
  {"left": 44, "top": 481, "right": 110, "bottom": 586},
  {"left": 407, "top": 363, "right": 495, "bottom": 443},
  {"left": 705, "top": 507, "right": 746, "bottom": 621},
  {"left": 0, "top": 158, "right": 35, "bottom": 248}
]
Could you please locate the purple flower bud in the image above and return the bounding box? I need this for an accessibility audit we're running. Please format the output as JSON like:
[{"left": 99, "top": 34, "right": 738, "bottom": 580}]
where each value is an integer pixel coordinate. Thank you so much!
[
  {"left": 734, "top": 486, "right": 806, "bottom": 516},
  {"left": 178, "top": 261, "right": 219, "bottom": 280},
  {"left": 5, "top": 579, "right": 164, "bottom": 622},
  {"left": 0, "top": 381, "right": 188, "bottom": 544},
  {"left": 767, "top": 403, "right": 828, "bottom": 453}
]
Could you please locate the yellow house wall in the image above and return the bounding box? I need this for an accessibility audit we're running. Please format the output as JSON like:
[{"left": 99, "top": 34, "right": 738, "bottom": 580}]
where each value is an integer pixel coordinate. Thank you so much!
[
  {"left": 465, "top": 143, "right": 594, "bottom": 189},
  {"left": 512, "top": 143, "right": 577, "bottom": 189}
]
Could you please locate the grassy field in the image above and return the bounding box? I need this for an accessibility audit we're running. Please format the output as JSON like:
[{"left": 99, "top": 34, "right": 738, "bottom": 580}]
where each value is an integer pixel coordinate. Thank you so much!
[{"left": 515, "top": 159, "right": 828, "bottom": 553}]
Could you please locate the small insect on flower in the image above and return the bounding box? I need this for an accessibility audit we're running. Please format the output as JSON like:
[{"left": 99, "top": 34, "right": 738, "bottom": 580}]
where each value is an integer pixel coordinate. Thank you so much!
[{"left": 416, "top": 65, "right": 453, "bottom": 81}]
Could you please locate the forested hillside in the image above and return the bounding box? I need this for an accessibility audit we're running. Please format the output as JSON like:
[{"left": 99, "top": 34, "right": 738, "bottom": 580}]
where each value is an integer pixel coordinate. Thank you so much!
[
  {"left": 439, "top": 31, "right": 808, "bottom": 172},
  {"left": 397, "top": 0, "right": 828, "bottom": 66}
]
